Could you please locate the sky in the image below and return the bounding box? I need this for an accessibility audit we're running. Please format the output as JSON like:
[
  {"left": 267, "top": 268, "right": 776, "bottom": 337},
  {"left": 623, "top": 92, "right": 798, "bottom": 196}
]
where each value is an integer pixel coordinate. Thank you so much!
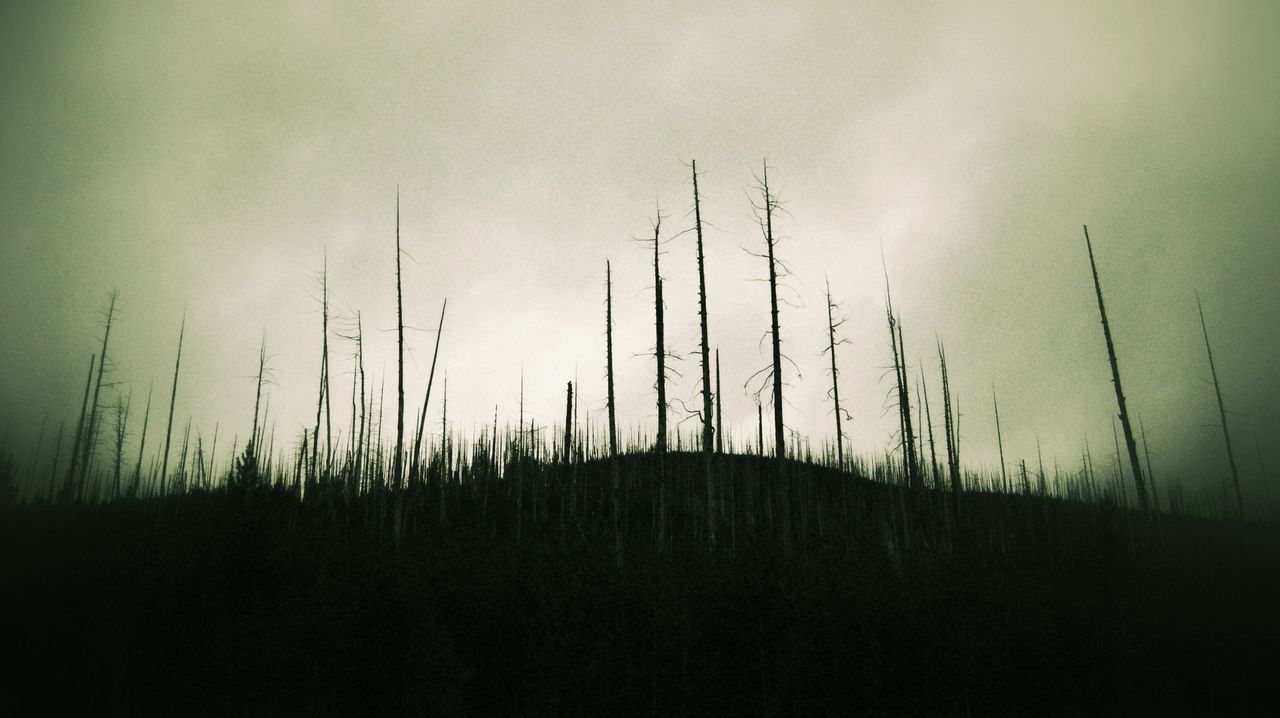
[{"left": 2, "top": 0, "right": 1277, "bottom": 503}]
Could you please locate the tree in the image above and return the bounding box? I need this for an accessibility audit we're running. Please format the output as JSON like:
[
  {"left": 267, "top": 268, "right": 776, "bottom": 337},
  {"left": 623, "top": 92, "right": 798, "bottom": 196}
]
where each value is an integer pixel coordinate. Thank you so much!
[
  {"left": 692, "top": 160, "right": 715, "bottom": 545},
  {"left": 158, "top": 311, "right": 185, "bottom": 497},
  {"left": 823, "top": 278, "right": 850, "bottom": 472},
  {"left": 1082, "top": 225, "right": 1149, "bottom": 511},
  {"left": 394, "top": 188, "right": 406, "bottom": 492},
  {"left": 1197, "top": 295, "right": 1243, "bottom": 514}
]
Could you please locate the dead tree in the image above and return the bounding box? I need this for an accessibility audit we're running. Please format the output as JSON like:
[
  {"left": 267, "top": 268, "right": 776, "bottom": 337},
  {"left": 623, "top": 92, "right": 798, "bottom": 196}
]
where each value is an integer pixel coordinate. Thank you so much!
[
  {"left": 1082, "top": 225, "right": 1149, "bottom": 511},
  {"left": 130, "top": 381, "right": 153, "bottom": 497},
  {"left": 651, "top": 212, "right": 668, "bottom": 455},
  {"left": 73, "top": 292, "right": 118, "bottom": 499},
  {"left": 1197, "top": 295, "right": 1243, "bottom": 514},
  {"left": 563, "top": 381, "right": 574, "bottom": 469},
  {"left": 921, "top": 371, "right": 939, "bottom": 486},
  {"left": 63, "top": 354, "right": 95, "bottom": 500},
  {"left": 312, "top": 253, "right": 331, "bottom": 484},
  {"left": 993, "top": 386, "right": 1007, "bottom": 493},
  {"left": 750, "top": 161, "right": 787, "bottom": 464},
  {"left": 691, "top": 160, "right": 716, "bottom": 545},
  {"left": 1139, "top": 417, "right": 1159, "bottom": 511},
  {"left": 252, "top": 335, "right": 267, "bottom": 455},
  {"left": 159, "top": 311, "right": 186, "bottom": 497},
  {"left": 823, "top": 278, "right": 849, "bottom": 472},
  {"left": 394, "top": 189, "right": 406, "bottom": 492},
  {"left": 606, "top": 262, "right": 621, "bottom": 561},
  {"left": 715, "top": 349, "right": 724, "bottom": 454},
  {"left": 939, "top": 340, "right": 961, "bottom": 495},
  {"left": 885, "top": 303, "right": 918, "bottom": 487},
  {"left": 411, "top": 299, "right": 447, "bottom": 483},
  {"left": 110, "top": 392, "right": 130, "bottom": 500}
]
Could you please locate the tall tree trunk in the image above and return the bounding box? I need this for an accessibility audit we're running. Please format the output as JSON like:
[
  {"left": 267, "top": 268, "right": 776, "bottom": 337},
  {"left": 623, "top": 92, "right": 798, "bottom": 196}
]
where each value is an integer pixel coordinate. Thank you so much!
[
  {"left": 563, "top": 382, "right": 574, "bottom": 470},
  {"left": 159, "top": 312, "right": 185, "bottom": 497},
  {"left": 606, "top": 261, "right": 621, "bottom": 563},
  {"left": 1083, "top": 225, "right": 1149, "bottom": 511},
  {"left": 824, "top": 279, "right": 845, "bottom": 472},
  {"left": 715, "top": 349, "right": 724, "bottom": 454},
  {"left": 131, "top": 382, "right": 153, "bottom": 498},
  {"left": 411, "top": 299, "right": 447, "bottom": 483},
  {"left": 760, "top": 162, "right": 785, "bottom": 464},
  {"left": 652, "top": 215, "right": 667, "bottom": 454},
  {"left": 993, "top": 386, "right": 1007, "bottom": 494},
  {"left": 76, "top": 292, "right": 118, "bottom": 499},
  {"left": 692, "top": 160, "right": 715, "bottom": 546},
  {"left": 1197, "top": 295, "right": 1243, "bottom": 514},
  {"left": 939, "top": 340, "right": 961, "bottom": 496},
  {"left": 64, "top": 353, "right": 95, "bottom": 501},
  {"left": 1139, "top": 418, "right": 1158, "bottom": 511},
  {"left": 922, "top": 371, "right": 939, "bottom": 487},
  {"left": 606, "top": 262, "right": 618, "bottom": 460},
  {"left": 394, "top": 188, "right": 406, "bottom": 493}
]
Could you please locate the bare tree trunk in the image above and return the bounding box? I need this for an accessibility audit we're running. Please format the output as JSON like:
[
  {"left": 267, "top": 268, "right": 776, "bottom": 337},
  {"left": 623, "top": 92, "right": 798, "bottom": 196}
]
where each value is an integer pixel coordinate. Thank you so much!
[
  {"left": 411, "top": 299, "right": 447, "bottom": 483},
  {"left": 63, "top": 353, "right": 95, "bottom": 501},
  {"left": 824, "top": 279, "right": 846, "bottom": 473},
  {"left": 76, "top": 292, "right": 118, "bottom": 499},
  {"left": 606, "top": 262, "right": 618, "bottom": 460},
  {"left": 692, "top": 160, "right": 715, "bottom": 546},
  {"left": 47, "top": 422, "right": 65, "bottom": 502},
  {"left": 606, "top": 262, "right": 621, "bottom": 563},
  {"left": 563, "top": 382, "right": 574, "bottom": 470},
  {"left": 939, "top": 341, "right": 961, "bottom": 496},
  {"left": 354, "top": 313, "right": 366, "bottom": 494},
  {"left": 111, "top": 392, "right": 130, "bottom": 500},
  {"left": 1139, "top": 418, "right": 1158, "bottom": 511},
  {"left": 715, "top": 349, "right": 724, "bottom": 454},
  {"left": 1082, "top": 225, "right": 1149, "bottom": 511},
  {"left": 322, "top": 254, "right": 332, "bottom": 478},
  {"left": 159, "top": 312, "right": 186, "bottom": 497},
  {"left": 394, "top": 188, "right": 406, "bottom": 493},
  {"left": 1197, "top": 295, "right": 1243, "bottom": 514},
  {"left": 131, "top": 382, "right": 153, "bottom": 498},
  {"left": 993, "top": 386, "right": 1007, "bottom": 494},
  {"left": 759, "top": 162, "right": 785, "bottom": 464},
  {"left": 650, "top": 212, "right": 668, "bottom": 544},
  {"left": 922, "top": 371, "right": 939, "bottom": 487},
  {"left": 652, "top": 214, "right": 667, "bottom": 454}
]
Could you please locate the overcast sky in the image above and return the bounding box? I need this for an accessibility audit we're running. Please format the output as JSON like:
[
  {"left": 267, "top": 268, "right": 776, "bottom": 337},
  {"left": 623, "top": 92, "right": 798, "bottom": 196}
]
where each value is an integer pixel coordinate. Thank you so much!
[{"left": 2, "top": 0, "right": 1277, "bottom": 502}]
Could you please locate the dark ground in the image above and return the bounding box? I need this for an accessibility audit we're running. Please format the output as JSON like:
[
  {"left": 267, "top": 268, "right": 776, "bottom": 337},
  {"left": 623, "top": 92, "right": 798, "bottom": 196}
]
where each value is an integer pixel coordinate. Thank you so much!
[{"left": 3, "top": 456, "right": 1279, "bottom": 716}]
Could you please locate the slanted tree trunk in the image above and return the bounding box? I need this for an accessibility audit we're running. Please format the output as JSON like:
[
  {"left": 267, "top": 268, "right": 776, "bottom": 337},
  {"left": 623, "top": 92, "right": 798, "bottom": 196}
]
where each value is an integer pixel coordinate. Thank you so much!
[
  {"left": 922, "top": 371, "right": 939, "bottom": 486},
  {"left": 1139, "top": 418, "right": 1158, "bottom": 511},
  {"left": 411, "top": 299, "right": 447, "bottom": 484},
  {"left": 939, "top": 340, "right": 961, "bottom": 496},
  {"left": 1082, "top": 225, "right": 1149, "bottom": 511},
  {"left": 64, "top": 354, "right": 95, "bottom": 501},
  {"left": 1197, "top": 295, "right": 1243, "bottom": 514},
  {"left": 159, "top": 312, "right": 185, "bottom": 497},
  {"left": 993, "top": 386, "right": 1007, "bottom": 494},
  {"left": 606, "top": 261, "right": 621, "bottom": 562},
  {"left": 131, "top": 382, "right": 153, "bottom": 498},
  {"left": 75, "top": 292, "right": 118, "bottom": 499}
]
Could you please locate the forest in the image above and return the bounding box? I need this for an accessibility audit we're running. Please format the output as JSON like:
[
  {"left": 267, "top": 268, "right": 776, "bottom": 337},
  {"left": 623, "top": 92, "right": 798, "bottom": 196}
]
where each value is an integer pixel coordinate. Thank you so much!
[{"left": 3, "top": 161, "right": 1277, "bottom": 715}]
